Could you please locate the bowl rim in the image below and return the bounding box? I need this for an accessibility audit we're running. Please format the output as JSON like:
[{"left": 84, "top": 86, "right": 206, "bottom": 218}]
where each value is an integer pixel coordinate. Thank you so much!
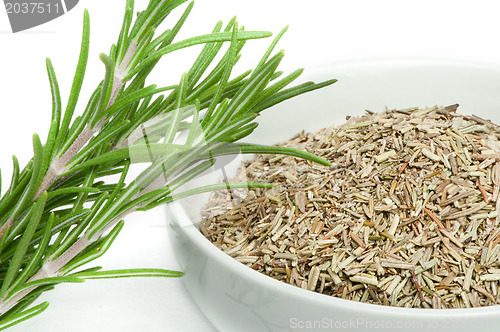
[{"left": 170, "top": 58, "right": 500, "bottom": 317}]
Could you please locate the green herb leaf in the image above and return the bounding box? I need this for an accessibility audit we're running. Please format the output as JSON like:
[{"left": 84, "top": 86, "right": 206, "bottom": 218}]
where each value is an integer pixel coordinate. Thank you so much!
[
  {"left": 0, "top": 302, "right": 49, "bottom": 331},
  {"left": 54, "top": 10, "right": 90, "bottom": 155}
]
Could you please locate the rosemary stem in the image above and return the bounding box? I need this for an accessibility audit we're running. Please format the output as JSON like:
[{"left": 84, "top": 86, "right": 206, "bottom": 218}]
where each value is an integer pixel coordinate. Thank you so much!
[
  {"left": 108, "top": 78, "right": 124, "bottom": 109},
  {"left": 119, "top": 40, "right": 137, "bottom": 79},
  {"left": 0, "top": 238, "right": 93, "bottom": 315},
  {"left": 47, "top": 236, "right": 92, "bottom": 275},
  {"left": 0, "top": 125, "right": 94, "bottom": 242},
  {"left": 33, "top": 43, "right": 135, "bottom": 201},
  {"left": 0, "top": 253, "right": 57, "bottom": 315},
  {"left": 0, "top": 117, "right": 115, "bottom": 243},
  {"left": 106, "top": 41, "right": 136, "bottom": 108},
  {"left": 0, "top": 200, "right": 140, "bottom": 314},
  {"left": 0, "top": 217, "right": 121, "bottom": 314},
  {"left": 34, "top": 125, "right": 95, "bottom": 199}
]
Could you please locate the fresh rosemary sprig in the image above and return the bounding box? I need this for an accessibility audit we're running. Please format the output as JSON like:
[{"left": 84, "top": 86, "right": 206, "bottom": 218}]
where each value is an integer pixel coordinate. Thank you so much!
[{"left": 0, "top": 0, "right": 336, "bottom": 329}]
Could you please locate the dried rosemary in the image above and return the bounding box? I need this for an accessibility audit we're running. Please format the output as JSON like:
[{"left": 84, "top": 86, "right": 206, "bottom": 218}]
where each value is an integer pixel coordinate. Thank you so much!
[{"left": 201, "top": 104, "right": 500, "bottom": 309}]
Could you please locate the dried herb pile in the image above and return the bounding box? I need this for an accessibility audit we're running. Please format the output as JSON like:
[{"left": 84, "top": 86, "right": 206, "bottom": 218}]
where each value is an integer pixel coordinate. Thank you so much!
[{"left": 201, "top": 105, "right": 500, "bottom": 308}]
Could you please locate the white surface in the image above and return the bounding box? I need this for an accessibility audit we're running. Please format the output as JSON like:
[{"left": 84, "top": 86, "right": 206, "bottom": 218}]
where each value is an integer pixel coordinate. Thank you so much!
[{"left": 2, "top": 1, "right": 500, "bottom": 331}]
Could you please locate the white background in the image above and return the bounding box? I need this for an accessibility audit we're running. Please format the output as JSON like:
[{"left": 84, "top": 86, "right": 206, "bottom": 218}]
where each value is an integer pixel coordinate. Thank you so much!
[{"left": 2, "top": 0, "right": 500, "bottom": 331}]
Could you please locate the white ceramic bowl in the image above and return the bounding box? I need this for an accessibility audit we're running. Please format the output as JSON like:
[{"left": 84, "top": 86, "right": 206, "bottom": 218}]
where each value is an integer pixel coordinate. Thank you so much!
[{"left": 167, "top": 60, "right": 500, "bottom": 332}]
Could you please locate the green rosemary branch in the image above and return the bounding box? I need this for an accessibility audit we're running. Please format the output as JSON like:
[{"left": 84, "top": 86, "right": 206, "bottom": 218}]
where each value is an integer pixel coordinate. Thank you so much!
[{"left": 0, "top": 0, "right": 336, "bottom": 329}]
